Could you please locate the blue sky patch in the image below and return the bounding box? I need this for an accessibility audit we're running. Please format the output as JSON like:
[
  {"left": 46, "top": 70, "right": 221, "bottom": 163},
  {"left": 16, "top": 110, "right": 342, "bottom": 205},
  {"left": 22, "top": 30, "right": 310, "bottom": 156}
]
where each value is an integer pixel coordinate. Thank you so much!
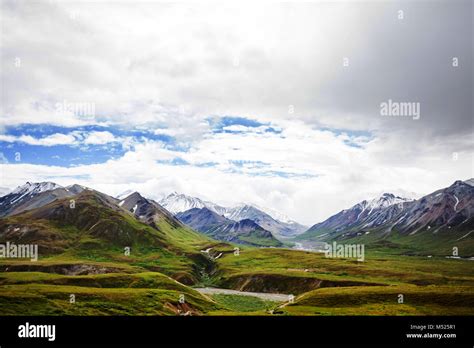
[
  {"left": 318, "top": 127, "right": 373, "bottom": 148},
  {"left": 208, "top": 116, "right": 281, "bottom": 134},
  {"left": 3, "top": 124, "right": 176, "bottom": 144},
  {"left": 229, "top": 160, "right": 269, "bottom": 168},
  {"left": 0, "top": 123, "right": 182, "bottom": 166},
  {"left": 195, "top": 162, "right": 219, "bottom": 168},
  {"left": 156, "top": 157, "right": 189, "bottom": 166},
  {"left": 0, "top": 142, "right": 127, "bottom": 166}
]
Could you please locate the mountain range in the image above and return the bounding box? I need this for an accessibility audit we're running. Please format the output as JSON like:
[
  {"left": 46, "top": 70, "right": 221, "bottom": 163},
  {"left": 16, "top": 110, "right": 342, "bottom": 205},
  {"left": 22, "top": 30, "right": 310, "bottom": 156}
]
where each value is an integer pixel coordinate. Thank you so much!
[
  {"left": 159, "top": 192, "right": 307, "bottom": 238},
  {"left": 1, "top": 179, "right": 473, "bottom": 255},
  {"left": 176, "top": 207, "right": 282, "bottom": 247},
  {"left": 297, "top": 179, "right": 474, "bottom": 256},
  {"left": 0, "top": 183, "right": 282, "bottom": 248}
]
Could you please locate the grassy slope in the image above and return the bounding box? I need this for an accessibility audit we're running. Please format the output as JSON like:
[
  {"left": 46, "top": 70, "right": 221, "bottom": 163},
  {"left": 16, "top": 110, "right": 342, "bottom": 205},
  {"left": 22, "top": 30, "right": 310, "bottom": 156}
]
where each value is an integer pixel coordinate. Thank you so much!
[
  {"left": 214, "top": 248, "right": 474, "bottom": 287},
  {"left": 297, "top": 225, "right": 474, "bottom": 257},
  {"left": 0, "top": 271, "right": 224, "bottom": 315},
  {"left": 207, "top": 294, "right": 278, "bottom": 315},
  {"left": 0, "top": 191, "right": 220, "bottom": 282},
  {"left": 1, "top": 246, "right": 474, "bottom": 315},
  {"left": 281, "top": 285, "right": 474, "bottom": 316}
]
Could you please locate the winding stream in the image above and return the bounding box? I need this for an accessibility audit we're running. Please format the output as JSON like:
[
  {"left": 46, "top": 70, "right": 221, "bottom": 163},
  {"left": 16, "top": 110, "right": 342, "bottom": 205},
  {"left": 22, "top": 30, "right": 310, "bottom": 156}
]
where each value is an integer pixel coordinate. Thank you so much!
[{"left": 195, "top": 287, "right": 290, "bottom": 302}]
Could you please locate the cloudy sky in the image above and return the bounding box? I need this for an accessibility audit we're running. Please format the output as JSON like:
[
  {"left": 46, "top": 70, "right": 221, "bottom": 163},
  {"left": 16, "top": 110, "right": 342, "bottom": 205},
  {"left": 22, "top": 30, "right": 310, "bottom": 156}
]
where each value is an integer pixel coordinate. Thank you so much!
[{"left": 0, "top": 0, "right": 472, "bottom": 225}]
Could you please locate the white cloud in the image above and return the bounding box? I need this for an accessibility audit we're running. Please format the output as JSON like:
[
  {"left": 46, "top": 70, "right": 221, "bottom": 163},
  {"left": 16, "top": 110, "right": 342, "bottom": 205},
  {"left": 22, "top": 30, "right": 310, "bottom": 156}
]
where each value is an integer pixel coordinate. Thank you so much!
[
  {"left": 0, "top": 133, "right": 77, "bottom": 146},
  {"left": 1, "top": 122, "right": 472, "bottom": 225},
  {"left": 221, "top": 125, "right": 277, "bottom": 134},
  {"left": 83, "top": 131, "right": 116, "bottom": 145},
  {"left": 0, "top": 2, "right": 384, "bottom": 132},
  {"left": 0, "top": 130, "right": 128, "bottom": 148}
]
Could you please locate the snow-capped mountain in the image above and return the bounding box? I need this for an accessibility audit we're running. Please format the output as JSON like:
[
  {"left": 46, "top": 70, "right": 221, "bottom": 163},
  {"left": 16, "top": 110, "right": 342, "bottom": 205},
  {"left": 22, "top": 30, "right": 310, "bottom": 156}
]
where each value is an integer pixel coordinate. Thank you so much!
[
  {"left": 221, "top": 204, "right": 305, "bottom": 237},
  {"left": 464, "top": 178, "right": 474, "bottom": 187},
  {"left": 356, "top": 193, "right": 414, "bottom": 213},
  {"left": 159, "top": 192, "right": 307, "bottom": 238},
  {"left": 0, "top": 182, "right": 73, "bottom": 217},
  {"left": 299, "top": 180, "right": 474, "bottom": 244},
  {"left": 253, "top": 204, "right": 293, "bottom": 224},
  {"left": 0, "top": 182, "right": 90, "bottom": 218},
  {"left": 10, "top": 181, "right": 62, "bottom": 197},
  {"left": 159, "top": 192, "right": 226, "bottom": 215},
  {"left": 299, "top": 192, "right": 414, "bottom": 240}
]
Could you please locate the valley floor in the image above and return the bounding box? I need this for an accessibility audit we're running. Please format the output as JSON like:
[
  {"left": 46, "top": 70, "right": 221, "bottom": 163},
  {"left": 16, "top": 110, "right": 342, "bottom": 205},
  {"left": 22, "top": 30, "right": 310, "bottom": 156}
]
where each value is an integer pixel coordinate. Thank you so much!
[{"left": 1, "top": 247, "right": 473, "bottom": 316}]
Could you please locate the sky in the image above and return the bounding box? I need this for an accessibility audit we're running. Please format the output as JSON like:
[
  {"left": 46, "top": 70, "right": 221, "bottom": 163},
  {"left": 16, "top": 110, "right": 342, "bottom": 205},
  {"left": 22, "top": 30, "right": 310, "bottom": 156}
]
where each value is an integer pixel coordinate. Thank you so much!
[{"left": 0, "top": 0, "right": 472, "bottom": 225}]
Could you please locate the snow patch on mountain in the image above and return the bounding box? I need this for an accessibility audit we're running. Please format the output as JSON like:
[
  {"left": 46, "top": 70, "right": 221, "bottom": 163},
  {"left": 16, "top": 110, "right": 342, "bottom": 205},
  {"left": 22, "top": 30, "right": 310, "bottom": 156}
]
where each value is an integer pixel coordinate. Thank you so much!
[
  {"left": 9, "top": 182, "right": 63, "bottom": 205},
  {"left": 252, "top": 204, "right": 294, "bottom": 224},
  {"left": 464, "top": 178, "right": 474, "bottom": 187},
  {"left": 363, "top": 193, "right": 414, "bottom": 210},
  {"left": 116, "top": 190, "right": 134, "bottom": 200},
  {"left": 160, "top": 192, "right": 209, "bottom": 214},
  {"left": 11, "top": 182, "right": 62, "bottom": 196},
  {"left": 159, "top": 192, "right": 230, "bottom": 216},
  {"left": 223, "top": 204, "right": 252, "bottom": 221}
]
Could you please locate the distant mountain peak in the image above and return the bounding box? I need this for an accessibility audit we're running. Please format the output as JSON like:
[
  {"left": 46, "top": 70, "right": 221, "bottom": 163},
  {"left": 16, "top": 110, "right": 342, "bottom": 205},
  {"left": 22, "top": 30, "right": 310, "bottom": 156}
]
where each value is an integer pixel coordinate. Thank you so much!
[
  {"left": 65, "top": 184, "right": 88, "bottom": 195},
  {"left": 464, "top": 178, "right": 474, "bottom": 187},
  {"left": 159, "top": 192, "right": 212, "bottom": 214},
  {"left": 452, "top": 179, "right": 474, "bottom": 188},
  {"left": 362, "top": 192, "right": 413, "bottom": 210},
  {"left": 253, "top": 204, "right": 293, "bottom": 224},
  {"left": 66, "top": 184, "right": 86, "bottom": 189},
  {"left": 119, "top": 191, "right": 144, "bottom": 204},
  {"left": 116, "top": 189, "right": 135, "bottom": 200},
  {"left": 176, "top": 207, "right": 281, "bottom": 247},
  {"left": 164, "top": 191, "right": 187, "bottom": 199},
  {"left": 11, "top": 181, "right": 62, "bottom": 195}
]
